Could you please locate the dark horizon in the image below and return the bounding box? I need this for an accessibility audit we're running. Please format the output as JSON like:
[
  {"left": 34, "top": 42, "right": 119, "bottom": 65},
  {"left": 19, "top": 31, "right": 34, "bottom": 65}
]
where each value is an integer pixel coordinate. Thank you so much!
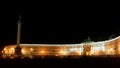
[{"left": 0, "top": 6, "right": 120, "bottom": 47}]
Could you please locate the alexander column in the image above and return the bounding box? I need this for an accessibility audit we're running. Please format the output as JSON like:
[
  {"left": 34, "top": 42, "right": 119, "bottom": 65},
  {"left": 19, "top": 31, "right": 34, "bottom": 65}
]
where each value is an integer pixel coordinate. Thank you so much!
[{"left": 14, "top": 15, "right": 22, "bottom": 56}]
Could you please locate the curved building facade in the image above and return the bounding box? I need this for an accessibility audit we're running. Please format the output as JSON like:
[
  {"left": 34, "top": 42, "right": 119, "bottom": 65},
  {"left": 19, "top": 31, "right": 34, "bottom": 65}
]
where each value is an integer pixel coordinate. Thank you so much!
[{"left": 2, "top": 36, "right": 120, "bottom": 57}]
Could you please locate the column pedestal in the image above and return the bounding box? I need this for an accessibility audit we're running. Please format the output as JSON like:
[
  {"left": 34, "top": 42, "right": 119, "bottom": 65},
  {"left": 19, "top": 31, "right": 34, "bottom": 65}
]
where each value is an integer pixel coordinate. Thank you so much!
[{"left": 14, "top": 46, "right": 22, "bottom": 56}]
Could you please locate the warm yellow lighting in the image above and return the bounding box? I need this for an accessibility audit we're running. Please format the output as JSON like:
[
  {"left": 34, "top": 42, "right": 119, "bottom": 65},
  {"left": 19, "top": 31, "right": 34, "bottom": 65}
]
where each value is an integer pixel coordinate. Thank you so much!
[
  {"left": 39, "top": 50, "right": 47, "bottom": 56},
  {"left": 11, "top": 48, "right": 14, "bottom": 50},
  {"left": 59, "top": 50, "right": 68, "bottom": 55},
  {"left": 75, "top": 51, "right": 81, "bottom": 55},
  {"left": 30, "top": 48, "right": 33, "bottom": 51},
  {"left": 110, "top": 48, "right": 113, "bottom": 51},
  {"left": 3, "top": 48, "right": 6, "bottom": 51},
  {"left": 21, "top": 49, "right": 25, "bottom": 54},
  {"left": 5, "top": 51, "right": 8, "bottom": 54},
  {"left": 3, "top": 35, "right": 120, "bottom": 57},
  {"left": 9, "top": 48, "right": 15, "bottom": 54},
  {"left": 40, "top": 50, "right": 45, "bottom": 53},
  {"left": 86, "top": 51, "right": 91, "bottom": 56}
]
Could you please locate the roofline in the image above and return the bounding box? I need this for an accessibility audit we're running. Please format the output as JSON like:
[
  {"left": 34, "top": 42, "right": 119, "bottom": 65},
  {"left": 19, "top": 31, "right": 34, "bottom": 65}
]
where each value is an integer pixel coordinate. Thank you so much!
[{"left": 5, "top": 36, "right": 120, "bottom": 47}]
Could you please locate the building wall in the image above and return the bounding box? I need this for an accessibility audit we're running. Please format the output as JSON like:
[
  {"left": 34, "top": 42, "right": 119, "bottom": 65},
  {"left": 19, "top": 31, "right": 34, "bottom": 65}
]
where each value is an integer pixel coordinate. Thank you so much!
[{"left": 2, "top": 37, "right": 120, "bottom": 56}]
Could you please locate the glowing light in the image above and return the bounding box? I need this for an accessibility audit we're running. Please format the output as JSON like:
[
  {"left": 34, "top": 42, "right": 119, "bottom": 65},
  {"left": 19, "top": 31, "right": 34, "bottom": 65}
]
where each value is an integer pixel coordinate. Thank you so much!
[
  {"left": 21, "top": 49, "right": 25, "bottom": 54},
  {"left": 2, "top": 34, "right": 120, "bottom": 57},
  {"left": 39, "top": 50, "right": 47, "bottom": 56},
  {"left": 110, "top": 48, "right": 113, "bottom": 51},
  {"left": 59, "top": 50, "right": 68, "bottom": 55},
  {"left": 75, "top": 51, "right": 81, "bottom": 55},
  {"left": 30, "top": 48, "right": 33, "bottom": 51},
  {"left": 3, "top": 48, "right": 6, "bottom": 51},
  {"left": 5, "top": 51, "right": 8, "bottom": 54},
  {"left": 9, "top": 48, "right": 15, "bottom": 54},
  {"left": 69, "top": 48, "right": 77, "bottom": 52},
  {"left": 40, "top": 50, "right": 45, "bottom": 53},
  {"left": 69, "top": 48, "right": 83, "bottom": 53}
]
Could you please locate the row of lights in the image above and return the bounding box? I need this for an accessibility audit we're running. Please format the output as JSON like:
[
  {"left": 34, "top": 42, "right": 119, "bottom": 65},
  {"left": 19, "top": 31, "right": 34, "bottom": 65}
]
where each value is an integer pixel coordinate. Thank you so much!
[
  {"left": 2, "top": 47, "right": 83, "bottom": 56},
  {"left": 2, "top": 46, "right": 109, "bottom": 56}
]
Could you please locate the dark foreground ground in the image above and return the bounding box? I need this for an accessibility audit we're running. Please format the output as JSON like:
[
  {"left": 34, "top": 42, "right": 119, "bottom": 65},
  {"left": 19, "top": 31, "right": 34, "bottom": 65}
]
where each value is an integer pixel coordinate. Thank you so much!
[{"left": 0, "top": 56, "right": 120, "bottom": 68}]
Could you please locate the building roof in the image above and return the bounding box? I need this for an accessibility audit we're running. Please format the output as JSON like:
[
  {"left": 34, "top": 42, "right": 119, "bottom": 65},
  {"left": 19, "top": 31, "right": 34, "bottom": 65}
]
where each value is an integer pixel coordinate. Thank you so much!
[{"left": 5, "top": 36, "right": 120, "bottom": 47}]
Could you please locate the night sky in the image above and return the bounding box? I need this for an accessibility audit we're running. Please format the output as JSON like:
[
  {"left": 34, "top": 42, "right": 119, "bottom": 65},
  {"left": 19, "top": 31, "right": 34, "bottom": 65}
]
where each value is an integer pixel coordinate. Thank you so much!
[{"left": 0, "top": 4, "right": 120, "bottom": 48}]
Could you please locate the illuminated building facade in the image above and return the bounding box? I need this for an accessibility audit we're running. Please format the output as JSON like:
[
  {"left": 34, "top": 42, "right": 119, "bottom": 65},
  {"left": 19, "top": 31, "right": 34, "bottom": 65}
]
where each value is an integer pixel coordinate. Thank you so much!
[
  {"left": 2, "top": 36, "right": 120, "bottom": 57},
  {"left": 2, "top": 16, "right": 120, "bottom": 57}
]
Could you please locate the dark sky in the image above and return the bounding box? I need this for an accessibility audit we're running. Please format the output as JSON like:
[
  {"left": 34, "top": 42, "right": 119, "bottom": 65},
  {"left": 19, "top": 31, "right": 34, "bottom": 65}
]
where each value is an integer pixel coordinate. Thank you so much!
[{"left": 0, "top": 5, "right": 120, "bottom": 47}]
